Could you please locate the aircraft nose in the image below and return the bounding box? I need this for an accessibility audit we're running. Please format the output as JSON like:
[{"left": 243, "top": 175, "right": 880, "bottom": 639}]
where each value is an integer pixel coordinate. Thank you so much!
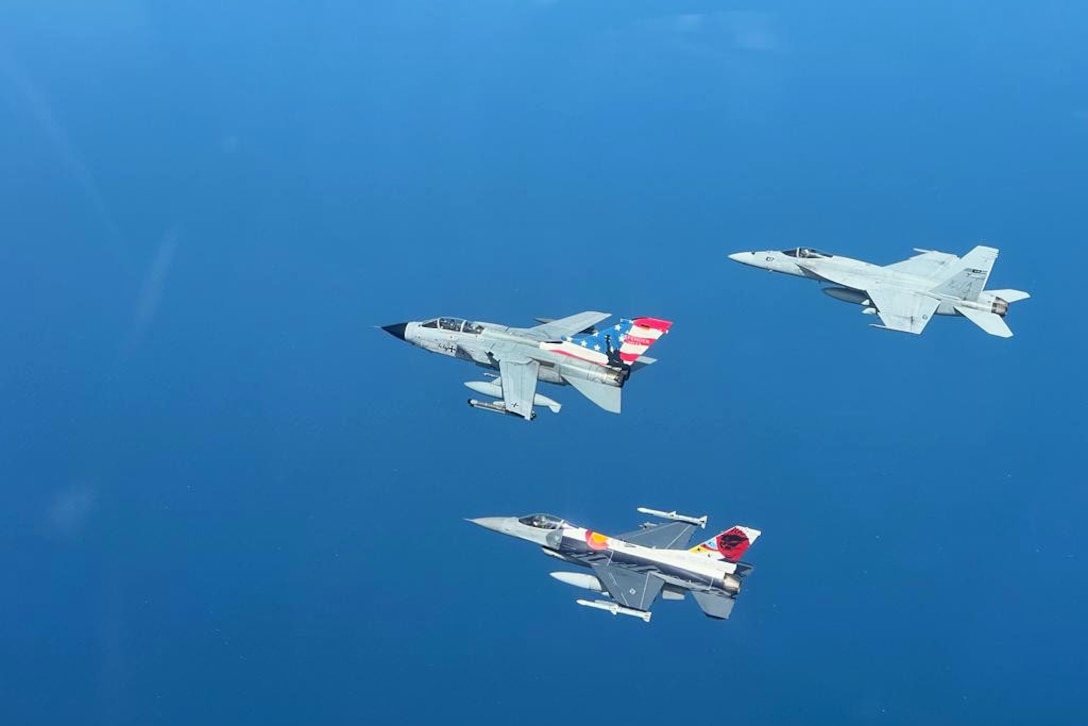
[
  {"left": 381, "top": 322, "right": 408, "bottom": 341},
  {"left": 728, "top": 252, "right": 753, "bottom": 263},
  {"left": 467, "top": 517, "right": 509, "bottom": 534}
]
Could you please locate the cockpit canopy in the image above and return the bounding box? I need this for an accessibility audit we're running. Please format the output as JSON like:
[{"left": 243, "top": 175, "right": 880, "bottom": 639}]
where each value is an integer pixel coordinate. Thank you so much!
[
  {"left": 419, "top": 318, "right": 483, "bottom": 334},
  {"left": 782, "top": 247, "right": 833, "bottom": 259},
  {"left": 518, "top": 513, "right": 565, "bottom": 530}
]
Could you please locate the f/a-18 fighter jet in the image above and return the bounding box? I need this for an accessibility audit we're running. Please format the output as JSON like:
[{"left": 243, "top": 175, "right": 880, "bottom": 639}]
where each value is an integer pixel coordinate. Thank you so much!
[
  {"left": 729, "top": 245, "right": 1030, "bottom": 337},
  {"left": 468, "top": 507, "right": 761, "bottom": 622},
  {"left": 380, "top": 312, "right": 671, "bottom": 420}
]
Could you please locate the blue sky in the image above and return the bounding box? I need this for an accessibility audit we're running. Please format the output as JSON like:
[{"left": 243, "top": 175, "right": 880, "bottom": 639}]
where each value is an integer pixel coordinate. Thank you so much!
[{"left": 1, "top": 2, "right": 1086, "bottom": 724}]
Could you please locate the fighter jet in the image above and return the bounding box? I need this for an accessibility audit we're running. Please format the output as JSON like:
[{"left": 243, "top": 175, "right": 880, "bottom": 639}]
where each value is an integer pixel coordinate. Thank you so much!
[
  {"left": 380, "top": 312, "right": 671, "bottom": 420},
  {"left": 728, "top": 245, "right": 1030, "bottom": 337},
  {"left": 468, "top": 507, "right": 761, "bottom": 622}
]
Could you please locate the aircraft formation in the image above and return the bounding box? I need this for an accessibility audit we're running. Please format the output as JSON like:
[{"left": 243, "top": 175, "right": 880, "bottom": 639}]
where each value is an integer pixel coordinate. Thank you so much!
[{"left": 381, "top": 245, "right": 1029, "bottom": 623}]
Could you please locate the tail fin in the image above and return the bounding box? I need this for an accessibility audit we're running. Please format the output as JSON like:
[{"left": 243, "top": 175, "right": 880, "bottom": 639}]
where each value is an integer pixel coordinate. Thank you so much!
[
  {"left": 567, "top": 317, "right": 672, "bottom": 367},
  {"left": 616, "top": 317, "right": 672, "bottom": 365},
  {"left": 691, "top": 591, "right": 736, "bottom": 620},
  {"left": 930, "top": 246, "right": 998, "bottom": 301},
  {"left": 564, "top": 376, "right": 622, "bottom": 414},
  {"left": 954, "top": 288, "right": 1029, "bottom": 338},
  {"left": 955, "top": 305, "right": 1014, "bottom": 338},
  {"left": 986, "top": 288, "right": 1031, "bottom": 304},
  {"left": 690, "top": 525, "right": 761, "bottom": 562}
]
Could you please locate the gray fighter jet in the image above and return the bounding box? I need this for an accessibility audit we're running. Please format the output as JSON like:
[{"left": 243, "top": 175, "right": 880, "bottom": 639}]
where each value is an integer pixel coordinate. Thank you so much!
[
  {"left": 380, "top": 312, "right": 672, "bottom": 420},
  {"left": 468, "top": 507, "right": 761, "bottom": 622},
  {"left": 729, "top": 245, "right": 1030, "bottom": 336}
]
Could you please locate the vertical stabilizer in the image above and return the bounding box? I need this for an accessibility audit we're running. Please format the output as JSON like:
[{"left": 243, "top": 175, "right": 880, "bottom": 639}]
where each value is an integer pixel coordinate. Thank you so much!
[
  {"left": 690, "top": 526, "right": 761, "bottom": 562},
  {"left": 930, "top": 246, "right": 998, "bottom": 301},
  {"left": 614, "top": 318, "right": 672, "bottom": 365},
  {"left": 564, "top": 317, "right": 672, "bottom": 367}
]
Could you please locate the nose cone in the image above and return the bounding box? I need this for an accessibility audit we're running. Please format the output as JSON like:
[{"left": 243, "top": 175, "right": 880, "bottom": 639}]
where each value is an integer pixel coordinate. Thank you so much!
[
  {"left": 381, "top": 322, "right": 408, "bottom": 341},
  {"left": 467, "top": 517, "right": 510, "bottom": 534},
  {"left": 729, "top": 251, "right": 775, "bottom": 270}
]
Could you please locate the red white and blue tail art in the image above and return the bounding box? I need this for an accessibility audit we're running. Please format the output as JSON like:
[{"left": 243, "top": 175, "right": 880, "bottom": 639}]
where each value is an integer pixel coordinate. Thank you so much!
[{"left": 541, "top": 317, "right": 673, "bottom": 368}]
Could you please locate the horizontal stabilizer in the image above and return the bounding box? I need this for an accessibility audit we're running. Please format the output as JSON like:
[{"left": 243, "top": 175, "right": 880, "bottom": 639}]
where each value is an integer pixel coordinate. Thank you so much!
[
  {"left": 954, "top": 305, "right": 1014, "bottom": 338},
  {"left": 868, "top": 324, "right": 915, "bottom": 334},
  {"left": 734, "top": 562, "right": 756, "bottom": 579},
  {"left": 986, "top": 288, "right": 1031, "bottom": 303},
  {"left": 564, "top": 376, "right": 622, "bottom": 414},
  {"left": 690, "top": 591, "right": 736, "bottom": 620}
]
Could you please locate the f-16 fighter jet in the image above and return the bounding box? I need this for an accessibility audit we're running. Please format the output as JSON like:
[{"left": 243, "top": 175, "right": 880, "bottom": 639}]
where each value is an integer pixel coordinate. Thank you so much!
[
  {"left": 468, "top": 507, "right": 760, "bottom": 622},
  {"left": 728, "top": 245, "right": 1030, "bottom": 337},
  {"left": 380, "top": 312, "right": 671, "bottom": 420}
]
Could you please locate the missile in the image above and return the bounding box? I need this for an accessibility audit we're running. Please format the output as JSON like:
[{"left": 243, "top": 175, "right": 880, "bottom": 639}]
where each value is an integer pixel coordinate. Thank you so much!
[
  {"left": 466, "top": 399, "right": 537, "bottom": 420},
  {"left": 576, "top": 599, "right": 652, "bottom": 623},
  {"left": 549, "top": 572, "right": 604, "bottom": 592},
  {"left": 636, "top": 507, "right": 708, "bottom": 528},
  {"left": 464, "top": 382, "right": 562, "bottom": 413}
]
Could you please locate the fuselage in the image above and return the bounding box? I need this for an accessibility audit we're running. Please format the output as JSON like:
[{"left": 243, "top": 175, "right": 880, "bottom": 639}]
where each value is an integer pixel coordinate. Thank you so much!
[
  {"left": 397, "top": 317, "right": 628, "bottom": 388},
  {"left": 550, "top": 524, "right": 743, "bottom": 595},
  {"left": 729, "top": 248, "right": 1010, "bottom": 318},
  {"left": 471, "top": 515, "right": 741, "bottom": 596}
]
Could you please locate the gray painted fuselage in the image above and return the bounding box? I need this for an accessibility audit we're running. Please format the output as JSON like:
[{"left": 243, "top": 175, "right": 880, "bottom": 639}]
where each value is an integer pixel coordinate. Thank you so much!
[{"left": 399, "top": 320, "right": 626, "bottom": 388}]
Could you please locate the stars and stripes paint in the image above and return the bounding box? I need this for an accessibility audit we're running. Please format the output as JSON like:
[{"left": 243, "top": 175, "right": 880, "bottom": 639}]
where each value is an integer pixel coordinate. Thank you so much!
[{"left": 540, "top": 316, "right": 672, "bottom": 367}]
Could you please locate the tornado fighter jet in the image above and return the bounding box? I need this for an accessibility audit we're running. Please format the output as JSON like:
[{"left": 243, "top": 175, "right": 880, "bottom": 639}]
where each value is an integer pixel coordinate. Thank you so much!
[
  {"left": 468, "top": 507, "right": 761, "bottom": 622},
  {"left": 729, "top": 245, "right": 1030, "bottom": 337},
  {"left": 380, "top": 312, "right": 671, "bottom": 420}
]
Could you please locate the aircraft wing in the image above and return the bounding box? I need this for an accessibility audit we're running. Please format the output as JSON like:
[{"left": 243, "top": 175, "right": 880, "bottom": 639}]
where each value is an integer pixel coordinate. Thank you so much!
[
  {"left": 528, "top": 311, "right": 611, "bottom": 341},
  {"left": 883, "top": 249, "right": 959, "bottom": 280},
  {"left": 866, "top": 286, "right": 942, "bottom": 334},
  {"left": 497, "top": 359, "right": 540, "bottom": 420},
  {"left": 797, "top": 263, "right": 941, "bottom": 335},
  {"left": 590, "top": 564, "right": 665, "bottom": 612},
  {"left": 614, "top": 521, "right": 698, "bottom": 549}
]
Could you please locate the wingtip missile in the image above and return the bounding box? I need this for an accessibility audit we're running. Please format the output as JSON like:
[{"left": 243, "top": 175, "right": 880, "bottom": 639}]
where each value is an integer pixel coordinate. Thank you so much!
[
  {"left": 636, "top": 507, "right": 708, "bottom": 528},
  {"left": 576, "top": 599, "right": 652, "bottom": 622}
]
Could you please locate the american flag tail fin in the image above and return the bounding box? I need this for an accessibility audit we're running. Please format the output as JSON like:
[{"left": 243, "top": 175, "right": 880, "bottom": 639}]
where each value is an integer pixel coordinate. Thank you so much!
[{"left": 614, "top": 317, "right": 672, "bottom": 365}]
